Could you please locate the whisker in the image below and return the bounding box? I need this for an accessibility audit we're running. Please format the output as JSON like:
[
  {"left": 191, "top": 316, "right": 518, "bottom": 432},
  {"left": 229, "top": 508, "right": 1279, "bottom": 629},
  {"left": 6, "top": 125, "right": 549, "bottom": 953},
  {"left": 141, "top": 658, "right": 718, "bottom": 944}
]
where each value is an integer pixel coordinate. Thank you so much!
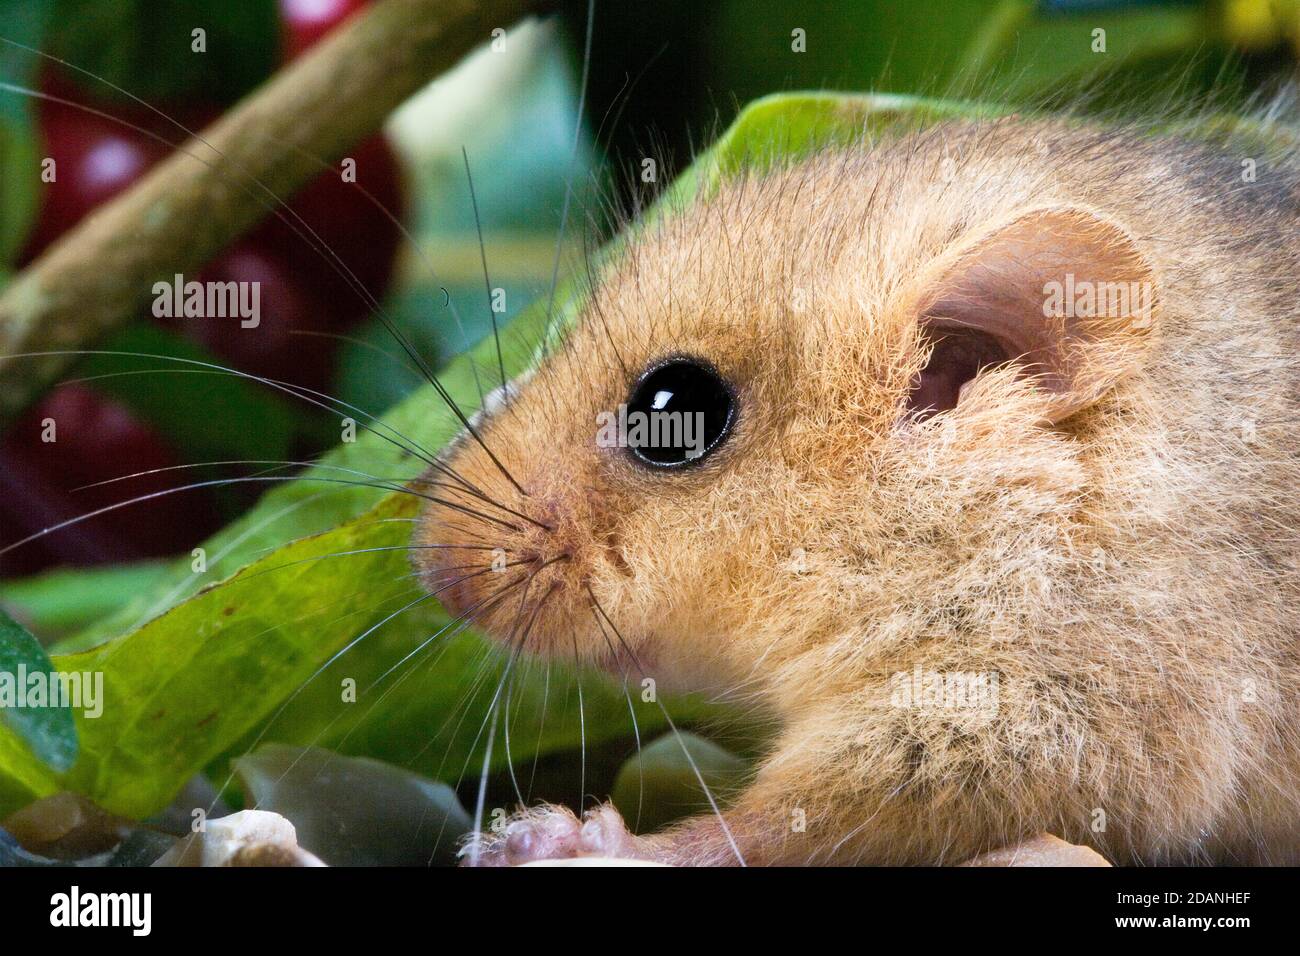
[
  {"left": 587, "top": 586, "right": 746, "bottom": 866},
  {"left": 418, "top": 477, "right": 551, "bottom": 532},
  {"left": 540, "top": 0, "right": 597, "bottom": 360},
  {"left": 467, "top": 578, "right": 560, "bottom": 866},
  {"left": 16, "top": 351, "right": 456, "bottom": 485},
  {"left": 360, "top": 564, "right": 540, "bottom": 692},
  {"left": 72, "top": 362, "right": 498, "bottom": 506},
  {"left": 524, "top": 659, "right": 551, "bottom": 803},
  {"left": 286, "top": 329, "right": 425, "bottom": 382},
  {"left": 592, "top": 605, "right": 644, "bottom": 832},
  {"left": 622, "top": 674, "right": 644, "bottom": 833},
  {"left": 219, "top": 565, "right": 519, "bottom": 819},
  {"left": 286, "top": 584, "right": 528, "bottom": 849},
  {"left": 244, "top": 542, "right": 512, "bottom": 579},
  {"left": 467, "top": 578, "right": 539, "bottom": 853},
  {"left": 462, "top": 146, "right": 507, "bottom": 395},
  {"left": 123, "top": 489, "right": 334, "bottom": 632},
  {"left": 571, "top": 632, "right": 587, "bottom": 811},
  {"left": 502, "top": 655, "right": 525, "bottom": 806},
  {"left": 306, "top": 567, "right": 532, "bottom": 792},
  {"left": 0, "top": 471, "right": 514, "bottom": 561},
  {"left": 64, "top": 456, "right": 528, "bottom": 533}
]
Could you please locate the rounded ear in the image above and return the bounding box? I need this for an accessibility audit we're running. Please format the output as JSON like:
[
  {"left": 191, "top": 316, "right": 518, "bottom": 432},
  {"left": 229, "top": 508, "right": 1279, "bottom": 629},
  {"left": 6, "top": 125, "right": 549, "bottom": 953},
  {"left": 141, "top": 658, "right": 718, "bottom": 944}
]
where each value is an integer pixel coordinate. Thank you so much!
[{"left": 912, "top": 204, "right": 1159, "bottom": 422}]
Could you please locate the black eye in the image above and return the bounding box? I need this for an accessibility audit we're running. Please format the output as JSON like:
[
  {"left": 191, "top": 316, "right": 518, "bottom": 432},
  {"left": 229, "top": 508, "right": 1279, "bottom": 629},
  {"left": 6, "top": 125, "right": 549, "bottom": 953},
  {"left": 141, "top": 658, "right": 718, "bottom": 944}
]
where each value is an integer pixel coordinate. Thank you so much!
[{"left": 623, "top": 357, "right": 735, "bottom": 468}]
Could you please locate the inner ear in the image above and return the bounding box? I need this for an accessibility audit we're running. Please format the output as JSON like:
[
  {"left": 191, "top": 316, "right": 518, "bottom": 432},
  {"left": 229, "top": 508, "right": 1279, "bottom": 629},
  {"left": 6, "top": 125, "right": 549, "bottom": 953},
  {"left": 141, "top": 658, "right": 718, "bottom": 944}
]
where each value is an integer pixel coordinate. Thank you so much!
[
  {"left": 908, "top": 325, "right": 1010, "bottom": 418},
  {"left": 906, "top": 204, "right": 1158, "bottom": 423}
]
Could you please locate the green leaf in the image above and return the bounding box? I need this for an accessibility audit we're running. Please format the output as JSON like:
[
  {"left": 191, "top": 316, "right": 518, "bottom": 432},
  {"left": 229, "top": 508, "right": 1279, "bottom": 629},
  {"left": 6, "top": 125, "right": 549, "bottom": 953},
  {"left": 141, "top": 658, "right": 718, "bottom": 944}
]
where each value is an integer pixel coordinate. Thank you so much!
[
  {"left": 0, "top": 561, "right": 168, "bottom": 641},
  {"left": 0, "top": 606, "right": 78, "bottom": 774},
  {"left": 46, "top": 0, "right": 278, "bottom": 107},
  {"left": 0, "top": 0, "right": 54, "bottom": 268}
]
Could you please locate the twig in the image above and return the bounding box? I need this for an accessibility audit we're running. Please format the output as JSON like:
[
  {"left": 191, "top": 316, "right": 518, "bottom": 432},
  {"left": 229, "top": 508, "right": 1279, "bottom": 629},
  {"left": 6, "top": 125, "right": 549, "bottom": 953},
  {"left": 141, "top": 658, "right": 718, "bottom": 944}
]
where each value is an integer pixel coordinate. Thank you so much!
[{"left": 0, "top": 0, "right": 543, "bottom": 421}]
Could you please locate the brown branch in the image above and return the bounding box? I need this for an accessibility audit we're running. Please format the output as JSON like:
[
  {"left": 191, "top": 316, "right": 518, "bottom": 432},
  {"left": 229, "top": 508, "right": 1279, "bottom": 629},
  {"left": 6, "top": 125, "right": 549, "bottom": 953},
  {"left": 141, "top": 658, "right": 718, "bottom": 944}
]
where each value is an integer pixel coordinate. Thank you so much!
[{"left": 0, "top": 0, "right": 544, "bottom": 421}]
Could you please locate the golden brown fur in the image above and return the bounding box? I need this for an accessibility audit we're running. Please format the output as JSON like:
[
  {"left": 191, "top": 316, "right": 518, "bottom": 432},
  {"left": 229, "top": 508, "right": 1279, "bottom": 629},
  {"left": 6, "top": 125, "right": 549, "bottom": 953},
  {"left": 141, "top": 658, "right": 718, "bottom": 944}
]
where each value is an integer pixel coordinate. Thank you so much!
[{"left": 417, "top": 117, "right": 1300, "bottom": 865}]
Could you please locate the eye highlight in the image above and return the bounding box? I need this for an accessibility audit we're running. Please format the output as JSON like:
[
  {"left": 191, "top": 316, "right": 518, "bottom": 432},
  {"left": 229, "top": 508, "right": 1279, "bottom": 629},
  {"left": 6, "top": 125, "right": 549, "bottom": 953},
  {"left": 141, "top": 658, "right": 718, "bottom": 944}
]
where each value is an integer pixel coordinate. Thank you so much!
[{"left": 624, "top": 357, "right": 735, "bottom": 468}]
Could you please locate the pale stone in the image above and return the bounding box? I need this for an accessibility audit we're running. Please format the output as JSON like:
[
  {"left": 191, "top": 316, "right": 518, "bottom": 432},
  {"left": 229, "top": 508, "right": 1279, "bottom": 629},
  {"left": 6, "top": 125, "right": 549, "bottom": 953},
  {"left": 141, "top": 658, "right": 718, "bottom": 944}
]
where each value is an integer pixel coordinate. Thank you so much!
[{"left": 153, "top": 809, "right": 325, "bottom": 867}]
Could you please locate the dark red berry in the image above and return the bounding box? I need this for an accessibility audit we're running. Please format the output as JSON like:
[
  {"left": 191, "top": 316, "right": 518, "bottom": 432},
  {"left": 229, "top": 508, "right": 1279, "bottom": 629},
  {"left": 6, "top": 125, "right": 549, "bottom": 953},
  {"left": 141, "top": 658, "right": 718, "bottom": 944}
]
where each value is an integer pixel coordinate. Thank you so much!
[
  {"left": 20, "top": 99, "right": 171, "bottom": 264},
  {"left": 252, "top": 133, "right": 404, "bottom": 328},
  {"left": 280, "top": 0, "right": 371, "bottom": 61},
  {"left": 168, "top": 241, "right": 340, "bottom": 393},
  {"left": 0, "top": 385, "right": 222, "bottom": 576}
]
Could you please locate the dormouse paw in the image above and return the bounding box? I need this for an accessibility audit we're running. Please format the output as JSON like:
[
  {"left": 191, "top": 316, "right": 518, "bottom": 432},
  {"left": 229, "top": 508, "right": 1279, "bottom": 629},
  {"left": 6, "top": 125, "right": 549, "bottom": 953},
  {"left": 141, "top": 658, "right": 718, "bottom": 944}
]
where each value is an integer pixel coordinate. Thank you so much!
[{"left": 460, "top": 803, "right": 655, "bottom": 867}]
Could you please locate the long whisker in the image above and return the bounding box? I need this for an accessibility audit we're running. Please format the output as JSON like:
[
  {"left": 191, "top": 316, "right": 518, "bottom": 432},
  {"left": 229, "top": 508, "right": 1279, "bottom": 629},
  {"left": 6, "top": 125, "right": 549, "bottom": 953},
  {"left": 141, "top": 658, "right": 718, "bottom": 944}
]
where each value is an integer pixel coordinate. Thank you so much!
[
  {"left": 306, "top": 567, "right": 534, "bottom": 786},
  {"left": 525, "top": 659, "right": 551, "bottom": 803},
  {"left": 477, "top": 581, "right": 536, "bottom": 822},
  {"left": 0, "top": 472, "right": 515, "bottom": 561},
  {"left": 239, "top": 541, "right": 515, "bottom": 583},
  {"left": 263, "top": 137, "right": 486, "bottom": 406},
  {"left": 467, "top": 577, "right": 560, "bottom": 865},
  {"left": 571, "top": 632, "right": 587, "bottom": 811},
  {"left": 587, "top": 586, "right": 746, "bottom": 866},
  {"left": 239, "top": 571, "right": 530, "bottom": 833},
  {"left": 13, "top": 350, "right": 454, "bottom": 485},
  {"left": 66, "top": 451, "right": 543, "bottom": 532},
  {"left": 540, "top": 0, "right": 597, "bottom": 359},
  {"left": 361, "top": 563, "right": 541, "bottom": 692},
  {"left": 285, "top": 329, "right": 425, "bottom": 382},
  {"left": 622, "top": 673, "right": 644, "bottom": 833},
  {"left": 592, "top": 604, "right": 644, "bottom": 832},
  {"left": 462, "top": 146, "right": 507, "bottom": 395},
  {"left": 418, "top": 476, "right": 551, "bottom": 532},
  {"left": 502, "top": 653, "right": 526, "bottom": 806},
  {"left": 68, "top": 361, "right": 493, "bottom": 506},
  {"left": 120, "top": 489, "right": 333, "bottom": 633}
]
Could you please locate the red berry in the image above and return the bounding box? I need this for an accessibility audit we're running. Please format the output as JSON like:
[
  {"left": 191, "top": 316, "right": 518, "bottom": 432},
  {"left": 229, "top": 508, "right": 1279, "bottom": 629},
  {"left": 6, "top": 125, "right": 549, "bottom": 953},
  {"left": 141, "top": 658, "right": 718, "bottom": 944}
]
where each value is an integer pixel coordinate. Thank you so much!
[
  {"left": 253, "top": 133, "right": 404, "bottom": 327},
  {"left": 161, "top": 135, "right": 404, "bottom": 379},
  {"left": 280, "top": 0, "right": 371, "bottom": 61},
  {"left": 170, "top": 241, "right": 340, "bottom": 393},
  {"left": 20, "top": 99, "right": 171, "bottom": 263},
  {"left": 0, "top": 385, "right": 221, "bottom": 576}
]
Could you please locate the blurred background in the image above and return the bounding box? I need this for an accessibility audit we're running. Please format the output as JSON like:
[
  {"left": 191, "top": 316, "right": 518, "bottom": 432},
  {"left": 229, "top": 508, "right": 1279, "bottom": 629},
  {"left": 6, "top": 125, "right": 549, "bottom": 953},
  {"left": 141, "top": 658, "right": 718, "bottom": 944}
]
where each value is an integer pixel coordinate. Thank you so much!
[{"left": 0, "top": 0, "right": 1298, "bottom": 865}]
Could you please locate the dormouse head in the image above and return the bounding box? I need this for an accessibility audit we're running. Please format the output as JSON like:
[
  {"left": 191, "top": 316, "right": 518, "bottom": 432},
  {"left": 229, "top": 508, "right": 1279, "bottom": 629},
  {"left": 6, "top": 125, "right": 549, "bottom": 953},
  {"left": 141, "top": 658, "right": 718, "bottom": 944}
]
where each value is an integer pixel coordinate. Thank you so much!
[{"left": 414, "top": 141, "right": 1160, "bottom": 708}]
